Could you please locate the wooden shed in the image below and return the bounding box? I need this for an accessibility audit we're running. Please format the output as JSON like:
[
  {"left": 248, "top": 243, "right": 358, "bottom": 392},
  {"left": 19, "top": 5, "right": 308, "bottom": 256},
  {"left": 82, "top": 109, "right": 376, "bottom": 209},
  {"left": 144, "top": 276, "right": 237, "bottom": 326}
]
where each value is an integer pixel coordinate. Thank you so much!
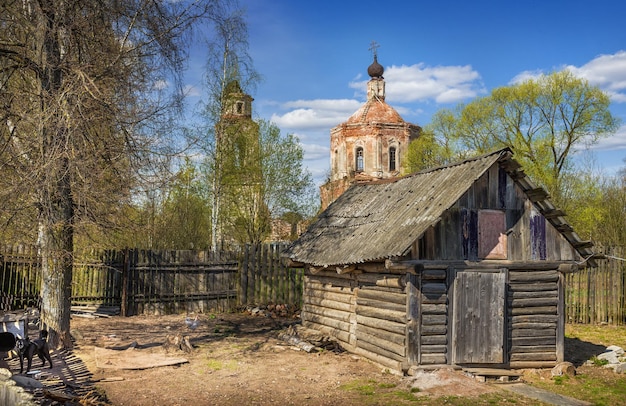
[{"left": 284, "top": 148, "right": 594, "bottom": 373}]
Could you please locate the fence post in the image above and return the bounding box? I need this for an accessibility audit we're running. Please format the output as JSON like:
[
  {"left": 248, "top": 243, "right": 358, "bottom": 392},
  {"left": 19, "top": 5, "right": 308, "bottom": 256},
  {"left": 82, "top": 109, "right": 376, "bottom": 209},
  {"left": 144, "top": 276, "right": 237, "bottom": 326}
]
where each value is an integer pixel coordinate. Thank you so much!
[
  {"left": 121, "top": 248, "right": 130, "bottom": 317},
  {"left": 240, "top": 245, "right": 249, "bottom": 306}
]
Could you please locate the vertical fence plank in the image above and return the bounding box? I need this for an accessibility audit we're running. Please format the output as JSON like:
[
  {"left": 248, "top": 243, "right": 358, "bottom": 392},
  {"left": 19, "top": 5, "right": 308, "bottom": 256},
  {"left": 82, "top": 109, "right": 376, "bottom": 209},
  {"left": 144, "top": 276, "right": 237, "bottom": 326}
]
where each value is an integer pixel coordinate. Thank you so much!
[{"left": 240, "top": 245, "right": 249, "bottom": 305}]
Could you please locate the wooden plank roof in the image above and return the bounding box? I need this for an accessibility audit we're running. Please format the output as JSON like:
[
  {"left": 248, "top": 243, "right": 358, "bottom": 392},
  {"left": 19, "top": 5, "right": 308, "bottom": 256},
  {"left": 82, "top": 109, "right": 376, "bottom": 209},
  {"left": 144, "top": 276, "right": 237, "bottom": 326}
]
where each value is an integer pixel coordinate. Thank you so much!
[{"left": 284, "top": 148, "right": 594, "bottom": 268}]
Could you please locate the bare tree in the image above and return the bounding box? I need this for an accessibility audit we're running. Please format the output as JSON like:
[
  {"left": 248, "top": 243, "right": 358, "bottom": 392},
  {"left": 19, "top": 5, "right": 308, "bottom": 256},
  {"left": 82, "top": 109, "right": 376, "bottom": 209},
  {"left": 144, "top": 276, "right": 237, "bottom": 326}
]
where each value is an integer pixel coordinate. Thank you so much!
[{"left": 0, "top": 0, "right": 228, "bottom": 348}]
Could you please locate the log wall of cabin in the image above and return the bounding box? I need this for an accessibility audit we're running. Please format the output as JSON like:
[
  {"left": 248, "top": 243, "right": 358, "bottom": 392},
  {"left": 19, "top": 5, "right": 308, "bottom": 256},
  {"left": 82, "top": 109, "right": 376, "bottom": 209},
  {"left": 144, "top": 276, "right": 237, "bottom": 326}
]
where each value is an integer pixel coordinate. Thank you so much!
[
  {"left": 302, "top": 271, "right": 356, "bottom": 348},
  {"left": 302, "top": 269, "right": 408, "bottom": 372},
  {"left": 354, "top": 282, "right": 407, "bottom": 371},
  {"left": 415, "top": 164, "right": 578, "bottom": 262},
  {"left": 419, "top": 267, "right": 449, "bottom": 365},
  {"left": 508, "top": 267, "right": 562, "bottom": 368}
]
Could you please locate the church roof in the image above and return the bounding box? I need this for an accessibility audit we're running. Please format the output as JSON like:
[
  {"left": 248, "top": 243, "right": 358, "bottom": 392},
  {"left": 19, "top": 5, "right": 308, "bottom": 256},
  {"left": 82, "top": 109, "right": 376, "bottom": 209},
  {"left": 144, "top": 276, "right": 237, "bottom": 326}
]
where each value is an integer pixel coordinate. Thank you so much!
[{"left": 343, "top": 98, "right": 405, "bottom": 125}]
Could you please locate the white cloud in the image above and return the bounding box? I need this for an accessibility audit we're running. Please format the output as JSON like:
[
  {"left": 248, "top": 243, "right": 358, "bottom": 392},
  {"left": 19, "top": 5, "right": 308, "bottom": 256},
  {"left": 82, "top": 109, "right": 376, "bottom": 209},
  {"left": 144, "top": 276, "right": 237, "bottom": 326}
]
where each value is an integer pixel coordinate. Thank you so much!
[
  {"left": 153, "top": 79, "right": 169, "bottom": 90},
  {"left": 588, "top": 124, "right": 626, "bottom": 151},
  {"left": 349, "top": 63, "right": 485, "bottom": 104},
  {"left": 301, "top": 142, "right": 330, "bottom": 161},
  {"left": 509, "top": 70, "right": 544, "bottom": 85},
  {"left": 282, "top": 99, "right": 360, "bottom": 112},
  {"left": 566, "top": 51, "right": 626, "bottom": 103},
  {"left": 510, "top": 51, "right": 626, "bottom": 103},
  {"left": 270, "top": 99, "right": 360, "bottom": 131}
]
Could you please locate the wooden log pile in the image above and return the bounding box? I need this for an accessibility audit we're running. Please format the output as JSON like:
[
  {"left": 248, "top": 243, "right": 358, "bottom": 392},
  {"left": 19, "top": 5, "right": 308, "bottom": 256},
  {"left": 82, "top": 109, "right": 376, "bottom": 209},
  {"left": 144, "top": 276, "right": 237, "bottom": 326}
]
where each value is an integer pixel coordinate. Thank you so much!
[
  {"left": 277, "top": 325, "right": 344, "bottom": 353},
  {"left": 242, "top": 303, "right": 299, "bottom": 318}
]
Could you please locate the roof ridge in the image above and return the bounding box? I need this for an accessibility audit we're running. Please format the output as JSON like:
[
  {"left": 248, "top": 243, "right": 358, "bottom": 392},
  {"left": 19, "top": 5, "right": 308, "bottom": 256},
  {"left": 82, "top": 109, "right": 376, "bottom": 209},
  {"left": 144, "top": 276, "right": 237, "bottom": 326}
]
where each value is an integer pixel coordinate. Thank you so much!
[{"left": 408, "top": 148, "right": 512, "bottom": 177}]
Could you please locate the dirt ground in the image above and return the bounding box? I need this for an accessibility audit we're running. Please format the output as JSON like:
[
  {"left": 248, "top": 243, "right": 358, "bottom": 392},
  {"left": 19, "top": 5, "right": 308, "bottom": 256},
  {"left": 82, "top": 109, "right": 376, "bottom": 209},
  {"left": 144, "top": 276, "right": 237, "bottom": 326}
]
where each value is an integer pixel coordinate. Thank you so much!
[
  {"left": 4, "top": 311, "right": 609, "bottom": 405},
  {"left": 62, "top": 312, "right": 501, "bottom": 405}
]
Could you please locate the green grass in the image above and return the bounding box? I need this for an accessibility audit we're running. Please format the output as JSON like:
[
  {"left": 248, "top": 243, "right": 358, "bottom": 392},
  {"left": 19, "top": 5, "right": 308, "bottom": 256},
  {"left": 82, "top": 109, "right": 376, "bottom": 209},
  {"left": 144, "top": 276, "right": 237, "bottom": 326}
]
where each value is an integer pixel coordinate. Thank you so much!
[
  {"left": 335, "top": 324, "right": 626, "bottom": 405},
  {"left": 590, "top": 356, "right": 610, "bottom": 366},
  {"left": 338, "top": 379, "right": 543, "bottom": 405},
  {"left": 204, "top": 358, "right": 238, "bottom": 371},
  {"left": 530, "top": 369, "right": 626, "bottom": 406},
  {"left": 527, "top": 323, "right": 626, "bottom": 406},
  {"left": 566, "top": 324, "right": 626, "bottom": 349}
]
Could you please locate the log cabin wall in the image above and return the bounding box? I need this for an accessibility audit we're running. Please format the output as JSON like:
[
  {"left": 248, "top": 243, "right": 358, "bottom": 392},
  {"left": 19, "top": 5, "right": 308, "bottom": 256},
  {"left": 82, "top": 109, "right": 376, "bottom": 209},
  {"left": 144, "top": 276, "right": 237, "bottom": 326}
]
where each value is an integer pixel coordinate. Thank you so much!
[
  {"left": 418, "top": 266, "right": 449, "bottom": 365},
  {"left": 508, "top": 266, "right": 562, "bottom": 368},
  {"left": 302, "top": 269, "right": 409, "bottom": 372},
  {"left": 353, "top": 276, "right": 407, "bottom": 371},
  {"left": 302, "top": 270, "right": 356, "bottom": 347}
]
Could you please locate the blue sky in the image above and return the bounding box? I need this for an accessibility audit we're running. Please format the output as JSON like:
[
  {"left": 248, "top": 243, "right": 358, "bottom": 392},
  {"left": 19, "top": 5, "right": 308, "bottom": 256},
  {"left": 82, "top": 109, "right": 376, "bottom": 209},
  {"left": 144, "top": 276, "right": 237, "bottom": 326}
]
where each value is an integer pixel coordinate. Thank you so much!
[{"left": 185, "top": 0, "right": 626, "bottom": 185}]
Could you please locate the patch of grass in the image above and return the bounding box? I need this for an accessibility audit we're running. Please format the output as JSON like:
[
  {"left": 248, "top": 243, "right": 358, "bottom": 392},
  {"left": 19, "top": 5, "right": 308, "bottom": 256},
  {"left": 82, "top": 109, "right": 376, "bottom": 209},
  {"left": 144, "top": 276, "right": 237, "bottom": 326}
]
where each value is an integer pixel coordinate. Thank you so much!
[
  {"left": 406, "top": 393, "right": 540, "bottom": 405},
  {"left": 590, "top": 356, "right": 609, "bottom": 366},
  {"left": 566, "top": 324, "right": 626, "bottom": 349},
  {"left": 530, "top": 323, "right": 626, "bottom": 406},
  {"left": 339, "top": 380, "right": 536, "bottom": 405},
  {"left": 385, "top": 390, "right": 420, "bottom": 402},
  {"left": 531, "top": 369, "right": 626, "bottom": 406},
  {"left": 340, "top": 379, "right": 379, "bottom": 396},
  {"left": 205, "top": 358, "right": 237, "bottom": 371}
]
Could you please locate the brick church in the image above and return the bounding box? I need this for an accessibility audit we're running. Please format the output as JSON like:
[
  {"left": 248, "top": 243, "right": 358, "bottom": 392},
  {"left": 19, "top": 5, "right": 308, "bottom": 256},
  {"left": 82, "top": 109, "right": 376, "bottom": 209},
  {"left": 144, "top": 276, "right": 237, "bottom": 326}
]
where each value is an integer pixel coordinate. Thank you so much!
[{"left": 319, "top": 51, "right": 421, "bottom": 209}]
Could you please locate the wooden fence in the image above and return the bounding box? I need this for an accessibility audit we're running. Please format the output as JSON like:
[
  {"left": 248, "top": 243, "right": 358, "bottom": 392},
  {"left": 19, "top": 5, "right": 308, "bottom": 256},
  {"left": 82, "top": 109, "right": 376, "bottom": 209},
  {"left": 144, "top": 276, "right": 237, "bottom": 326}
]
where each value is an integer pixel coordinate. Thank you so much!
[
  {"left": 565, "top": 246, "right": 626, "bottom": 325},
  {"left": 0, "top": 245, "right": 41, "bottom": 310},
  {"left": 0, "top": 244, "right": 303, "bottom": 315},
  {"left": 1, "top": 243, "right": 624, "bottom": 323}
]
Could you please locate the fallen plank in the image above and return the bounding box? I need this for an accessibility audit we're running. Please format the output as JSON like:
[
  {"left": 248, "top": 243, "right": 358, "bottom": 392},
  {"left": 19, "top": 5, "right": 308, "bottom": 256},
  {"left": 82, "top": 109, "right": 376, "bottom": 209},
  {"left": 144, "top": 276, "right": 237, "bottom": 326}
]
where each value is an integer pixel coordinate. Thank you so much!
[{"left": 94, "top": 346, "right": 188, "bottom": 370}]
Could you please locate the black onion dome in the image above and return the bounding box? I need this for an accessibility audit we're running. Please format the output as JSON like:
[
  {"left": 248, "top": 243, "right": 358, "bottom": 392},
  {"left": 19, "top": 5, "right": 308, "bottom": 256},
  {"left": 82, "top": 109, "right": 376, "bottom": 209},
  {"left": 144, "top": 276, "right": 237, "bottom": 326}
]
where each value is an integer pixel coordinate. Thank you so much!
[{"left": 367, "top": 56, "right": 384, "bottom": 78}]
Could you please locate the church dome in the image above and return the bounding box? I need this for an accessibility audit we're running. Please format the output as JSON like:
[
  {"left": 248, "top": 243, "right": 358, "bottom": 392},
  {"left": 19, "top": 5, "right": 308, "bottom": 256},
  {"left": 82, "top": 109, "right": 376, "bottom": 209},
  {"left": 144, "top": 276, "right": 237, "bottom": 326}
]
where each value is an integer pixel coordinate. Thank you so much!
[
  {"left": 344, "top": 99, "right": 404, "bottom": 125},
  {"left": 367, "top": 56, "right": 384, "bottom": 78}
]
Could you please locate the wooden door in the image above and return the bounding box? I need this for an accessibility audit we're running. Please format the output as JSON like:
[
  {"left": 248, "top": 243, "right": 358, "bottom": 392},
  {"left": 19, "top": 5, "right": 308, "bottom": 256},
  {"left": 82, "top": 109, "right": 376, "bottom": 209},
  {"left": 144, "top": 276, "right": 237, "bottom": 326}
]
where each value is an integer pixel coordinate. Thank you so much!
[{"left": 452, "top": 269, "right": 506, "bottom": 364}]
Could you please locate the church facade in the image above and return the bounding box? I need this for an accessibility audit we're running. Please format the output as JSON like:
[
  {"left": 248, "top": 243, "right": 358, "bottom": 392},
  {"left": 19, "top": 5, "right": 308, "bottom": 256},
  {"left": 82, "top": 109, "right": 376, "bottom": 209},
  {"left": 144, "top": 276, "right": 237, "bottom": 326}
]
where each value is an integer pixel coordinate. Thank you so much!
[{"left": 320, "top": 54, "right": 421, "bottom": 209}]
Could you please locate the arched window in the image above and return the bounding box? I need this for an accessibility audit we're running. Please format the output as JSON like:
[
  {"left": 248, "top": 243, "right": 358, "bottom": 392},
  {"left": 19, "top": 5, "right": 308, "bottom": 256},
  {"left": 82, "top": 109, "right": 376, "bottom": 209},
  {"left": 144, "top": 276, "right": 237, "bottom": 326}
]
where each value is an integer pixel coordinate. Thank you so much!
[
  {"left": 356, "top": 147, "right": 364, "bottom": 172},
  {"left": 389, "top": 146, "right": 397, "bottom": 171}
]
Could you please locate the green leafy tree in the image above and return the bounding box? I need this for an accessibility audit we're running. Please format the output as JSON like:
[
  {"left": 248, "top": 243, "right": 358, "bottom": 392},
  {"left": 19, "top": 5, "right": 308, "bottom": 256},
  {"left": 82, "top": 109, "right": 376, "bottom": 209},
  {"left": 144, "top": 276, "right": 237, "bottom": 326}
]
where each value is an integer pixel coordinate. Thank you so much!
[
  {"left": 602, "top": 165, "right": 626, "bottom": 246},
  {"left": 404, "top": 108, "right": 468, "bottom": 173},
  {"left": 454, "top": 70, "right": 620, "bottom": 203},
  {"left": 220, "top": 119, "right": 315, "bottom": 244},
  {"left": 565, "top": 159, "right": 626, "bottom": 246},
  {"left": 152, "top": 159, "right": 211, "bottom": 249}
]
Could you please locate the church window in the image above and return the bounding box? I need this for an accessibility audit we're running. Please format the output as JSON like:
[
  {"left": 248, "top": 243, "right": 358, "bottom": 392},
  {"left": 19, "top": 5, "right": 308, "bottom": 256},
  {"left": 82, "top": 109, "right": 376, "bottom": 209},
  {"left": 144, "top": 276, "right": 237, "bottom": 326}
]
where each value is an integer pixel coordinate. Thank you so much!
[
  {"left": 236, "top": 102, "right": 244, "bottom": 114},
  {"left": 389, "top": 147, "right": 397, "bottom": 171},
  {"left": 356, "top": 147, "right": 364, "bottom": 172}
]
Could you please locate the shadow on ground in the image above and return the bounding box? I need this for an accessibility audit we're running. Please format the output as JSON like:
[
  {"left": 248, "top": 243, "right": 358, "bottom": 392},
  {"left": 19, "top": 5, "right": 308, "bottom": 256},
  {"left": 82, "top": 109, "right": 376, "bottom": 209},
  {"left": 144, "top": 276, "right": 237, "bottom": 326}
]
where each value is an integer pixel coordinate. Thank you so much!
[
  {"left": 565, "top": 336, "right": 607, "bottom": 367},
  {"left": 3, "top": 340, "right": 108, "bottom": 404}
]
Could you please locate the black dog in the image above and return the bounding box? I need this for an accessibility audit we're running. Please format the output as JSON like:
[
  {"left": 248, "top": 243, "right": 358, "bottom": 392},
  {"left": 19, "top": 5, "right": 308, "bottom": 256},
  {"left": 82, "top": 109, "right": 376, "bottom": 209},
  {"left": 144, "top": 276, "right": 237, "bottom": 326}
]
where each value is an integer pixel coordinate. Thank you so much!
[{"left": 16, "top": 330, "right": 53, "bottom": 374}]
